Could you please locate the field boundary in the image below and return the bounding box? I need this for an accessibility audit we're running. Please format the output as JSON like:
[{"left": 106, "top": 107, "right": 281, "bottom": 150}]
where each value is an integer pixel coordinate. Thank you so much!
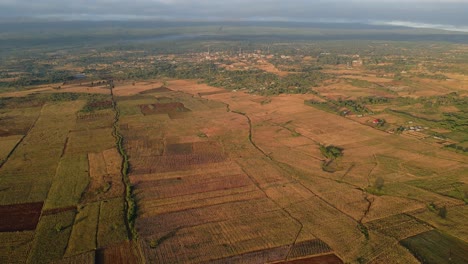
[{"left": 0, "top": 105, "right": 43, "bottom": 169}]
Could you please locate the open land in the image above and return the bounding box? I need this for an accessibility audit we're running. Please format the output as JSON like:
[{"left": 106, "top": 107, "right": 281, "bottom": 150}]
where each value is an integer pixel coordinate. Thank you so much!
[{"left": 0, "top": 23, "right": 467, "bottom": 263}]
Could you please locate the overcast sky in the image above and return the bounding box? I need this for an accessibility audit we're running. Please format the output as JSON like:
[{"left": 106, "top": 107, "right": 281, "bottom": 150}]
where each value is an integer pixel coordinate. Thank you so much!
[{"left": 1, "top": 0, "right": 468, "bottom": 30}]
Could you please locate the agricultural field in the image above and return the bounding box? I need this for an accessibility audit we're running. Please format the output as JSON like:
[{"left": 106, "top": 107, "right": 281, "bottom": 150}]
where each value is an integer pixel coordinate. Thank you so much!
[
  {"left": 0, "top": 30, "right": 467, "bottom": 263},
  {"left": 0, "top": 90, "right": 135, "bottom": 263}
]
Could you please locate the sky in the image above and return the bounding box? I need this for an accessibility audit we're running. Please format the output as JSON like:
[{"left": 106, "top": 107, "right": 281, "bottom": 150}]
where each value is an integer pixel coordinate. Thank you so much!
[{"left": 1, "top": 0, "right": 468, "bottom": 31}]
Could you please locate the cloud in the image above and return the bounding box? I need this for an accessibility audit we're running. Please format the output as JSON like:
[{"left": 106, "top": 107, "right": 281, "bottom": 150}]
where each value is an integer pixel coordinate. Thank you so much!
[{"left": 0, "top": 0, "right": 467, "bottom": 28}]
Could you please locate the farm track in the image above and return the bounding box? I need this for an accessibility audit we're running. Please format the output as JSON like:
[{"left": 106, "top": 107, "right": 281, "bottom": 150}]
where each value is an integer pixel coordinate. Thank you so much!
[{"left": 0, "top": 105, "right": 43, "bottom": 169}]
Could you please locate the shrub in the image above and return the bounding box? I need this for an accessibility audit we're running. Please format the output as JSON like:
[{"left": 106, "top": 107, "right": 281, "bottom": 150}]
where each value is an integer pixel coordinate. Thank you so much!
[
  {"left": 319, "top": 145, "right": 343, "bottom": 160},
  {"left": 438, "top": 206, "right": 447, "bottom": 219},
  {"left": 374, "top": 177, "right": 385, "bottom": 191}
]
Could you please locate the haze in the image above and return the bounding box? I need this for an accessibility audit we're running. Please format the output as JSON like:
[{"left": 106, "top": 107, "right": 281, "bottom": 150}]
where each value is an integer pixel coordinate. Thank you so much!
[{"left": 1, "top": 0, "right": 468, "bottom": 31}]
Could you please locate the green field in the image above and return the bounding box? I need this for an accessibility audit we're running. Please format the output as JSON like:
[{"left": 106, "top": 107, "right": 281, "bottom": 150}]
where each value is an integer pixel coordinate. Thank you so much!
[{"left": 400, "top": 230, "right": 468, "bottom": 264}]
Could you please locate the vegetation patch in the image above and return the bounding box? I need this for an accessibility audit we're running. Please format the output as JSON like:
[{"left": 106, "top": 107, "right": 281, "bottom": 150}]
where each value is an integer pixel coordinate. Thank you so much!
[
  {"left": 28, "top": 211, "right": 76, "bottom": 263},
  {"left": 43, "top": 154, "right": 89, "bottom": 210},
  {"left": 400, "top": 230, "right": 468, "bottom": 264},
  {"left": 319, "top": 144, "right": 344, "bottom": 172},
  {"left": 97, "top": 198, "right": 128, "bottom": 248},
  {"left": 319, "top": 145, "right": 343, "bottom": 160},
  {"left": 407, "top": 172, "right": 468, "bottom": 203},
  {"left": 65, "top": 202, "right": 100, "bottom": 255}
]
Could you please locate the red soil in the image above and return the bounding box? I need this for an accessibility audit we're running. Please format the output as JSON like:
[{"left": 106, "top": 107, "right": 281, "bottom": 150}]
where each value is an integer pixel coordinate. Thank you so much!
[{"left": 0, "top": 202, "right": 43, "bottom": 232}]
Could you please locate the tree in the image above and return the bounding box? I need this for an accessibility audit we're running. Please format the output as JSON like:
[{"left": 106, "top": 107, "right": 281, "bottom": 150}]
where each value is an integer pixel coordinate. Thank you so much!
[
  {"left": 319, "top": 145, "right": 343, "bottom": 160},
  {"left": 438, "top": 206, "right": 447, "bottom": 219}
]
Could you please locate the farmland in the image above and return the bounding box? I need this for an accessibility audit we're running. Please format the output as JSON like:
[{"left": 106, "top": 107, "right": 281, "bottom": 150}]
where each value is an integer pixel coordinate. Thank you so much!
[{"left": 0, "top": 22, "right": 467, "bottom": 263}]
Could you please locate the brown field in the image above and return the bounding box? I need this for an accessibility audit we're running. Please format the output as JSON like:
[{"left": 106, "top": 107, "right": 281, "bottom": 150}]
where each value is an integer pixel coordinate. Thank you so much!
[
  {"left": 339, "top": 75, "right": 393, "bottom": 83},
  {"left": 366, "top": 214, "right": 433, "bottom": 240},
  {"left": 276, "top": 254, "right": 344, "bottom": 264},
  {"left": 315, "top": 81, "right": 393, "bottom": 99},
  {"left": 112, "top": 81, "right": 163, "bottom": 96},
  {"left": 83, "top": 149, "right": 124, "bottom": 202},
  {"left": 209, "top": 245, "right": 290, "bottom": 263},
  {"left": 95, "top": 241, "right": 141, "bottom": 264},
  {"left": 0, "top": 202, "right": 43, "bottom": 232},
  {"left": 167, "top": 79, "right": 225, "bottom": 94},
  {"left": 119, "top": 79, "right": 465, "bottom": 262},
  {"left": 257, "top": 62, "right": 290, "bottom": 76},
  {"left": 288, "top": 239, "right": 333, "bottom": 259},
  {"left": 0, "top": 86, "right": 55, "bottom": 97},
  {"left": 1, "top": 69, "right": 467, "bottom": 263},
  {"left": 45, "top": 85, "right": 111, "bottom": 95}
]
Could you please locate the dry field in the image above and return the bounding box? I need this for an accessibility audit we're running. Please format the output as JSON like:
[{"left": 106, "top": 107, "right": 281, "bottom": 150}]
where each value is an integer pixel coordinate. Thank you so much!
[
  {"left": 0, "top": 135, "right": 23, "bottom": 163},
  {"left": 0, "top": 88, "right": 132, "bottom": 263},
  {"left": 1, "top": 76, "right": 467, "bottom": 263},
  {"left": 144, "top": 79, "right": 466, "bottom": 263}
]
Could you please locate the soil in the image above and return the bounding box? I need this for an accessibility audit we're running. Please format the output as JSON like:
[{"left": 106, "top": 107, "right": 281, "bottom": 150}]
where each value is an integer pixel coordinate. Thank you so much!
[
  {"left": 0, "top": 202, "right": 43, "bottom": 232},
  {"left": 95, "top": 241, "right": 139, "bottom": 264}
]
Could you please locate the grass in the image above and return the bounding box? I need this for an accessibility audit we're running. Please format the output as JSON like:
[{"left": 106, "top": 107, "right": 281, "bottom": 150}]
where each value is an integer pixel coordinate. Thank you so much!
[
  {"left": 117, "top": 97, "right": 156, "bottom": 116},
  {"left": 402, "top": 163, "right": 436, "bottom": 177},
  {"left": 28, "top": 211, "right": 76, "bottom": 263},
  {"left": 0, "top": 135, "right": 23, "bottom": 165},
  {"left": 66, "top": 128, "right": 115, "bottom": 154},
  {"left": 412, "top": 205, "right": 468, "bottom": 243},
  {"left": 65, "top": 202, "right": 100, "bottom": 256},
  {"left": 407, "top": 176, "right": 468, "bottom": 203},
  {"left": 97, "top": 198, "right": 128, "bottom": 248},
  {"left": 43, "top": 154, "right": 89, "bottom": 210},
  {"left": 0, "top": 231, "right": 34, "bottom": 263},
  {"left": 0, "top": 101, "right": 83, "bottom": 204},
  {"left": 400, "top": 230, "right": 468, "bottom": 264},
  {"left": 375, "top": 154, "right": 402, "bottom": 173},
  {"left": 365, "top": 186, "right": 385, "bottom": 196}
]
